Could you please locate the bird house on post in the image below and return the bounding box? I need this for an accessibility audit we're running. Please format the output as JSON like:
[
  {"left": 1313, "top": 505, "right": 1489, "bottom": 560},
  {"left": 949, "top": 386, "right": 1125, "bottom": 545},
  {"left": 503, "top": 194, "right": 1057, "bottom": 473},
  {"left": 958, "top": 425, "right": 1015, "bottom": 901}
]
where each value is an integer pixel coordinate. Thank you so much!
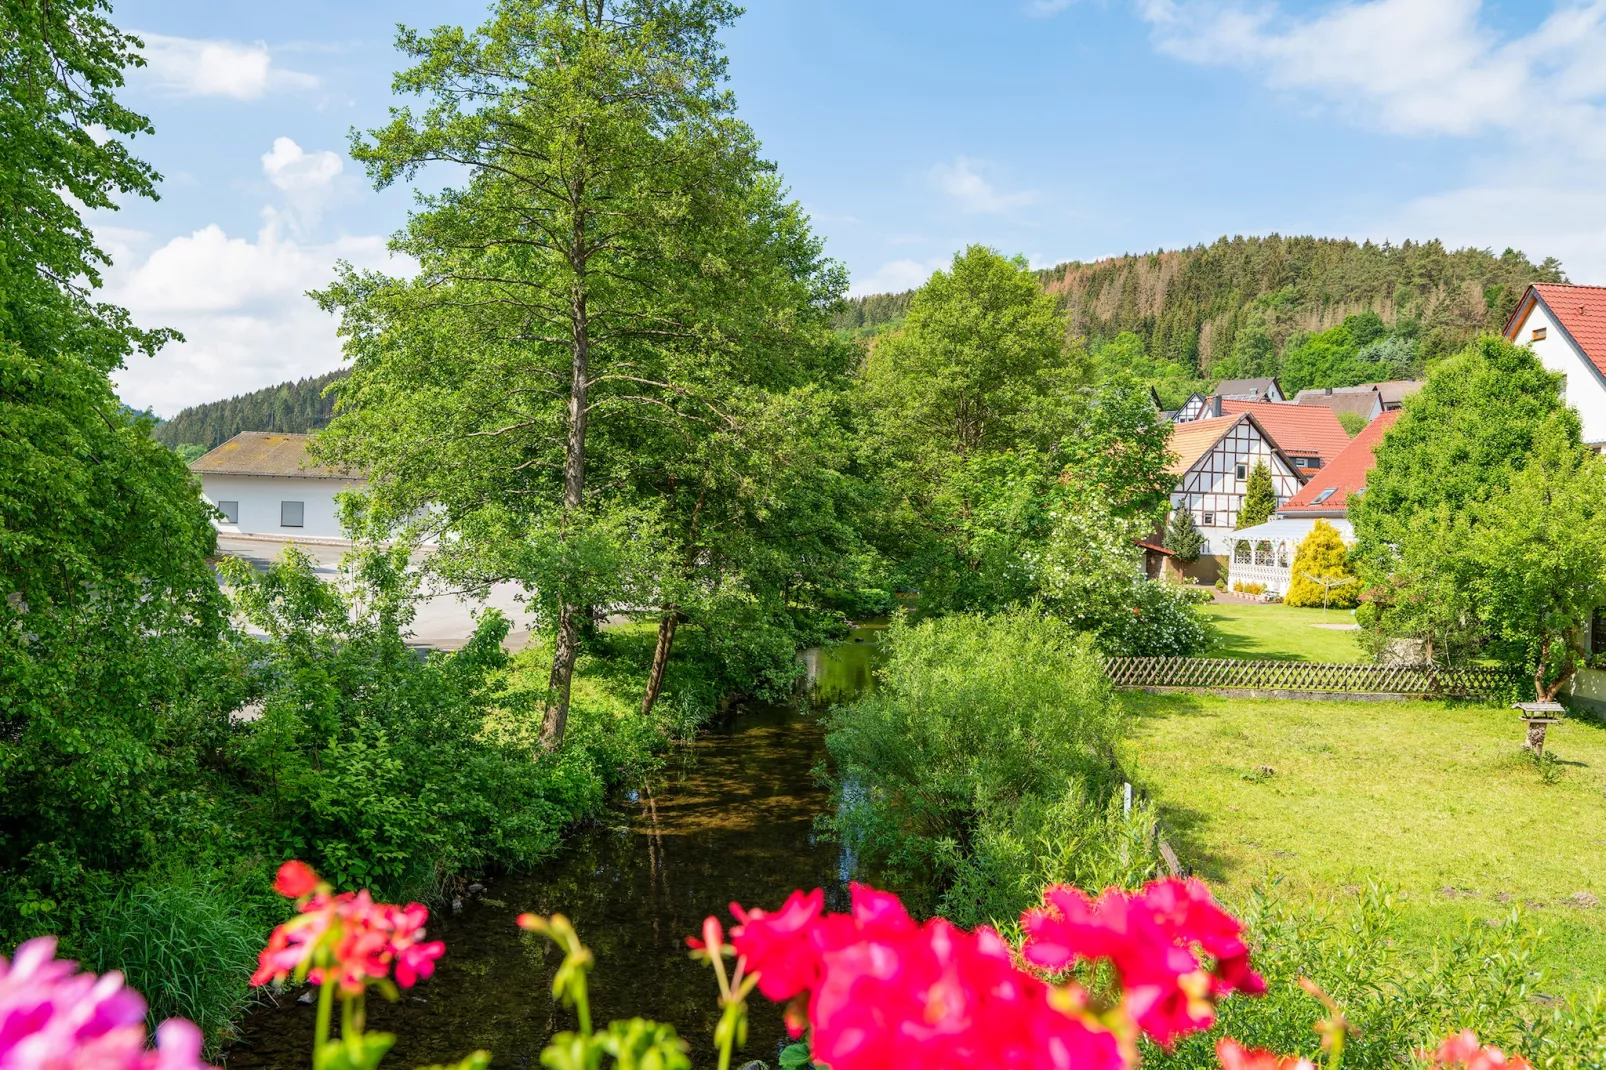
[{"left": 1513, "top": 701, "right": 1566, "bottom": 755}]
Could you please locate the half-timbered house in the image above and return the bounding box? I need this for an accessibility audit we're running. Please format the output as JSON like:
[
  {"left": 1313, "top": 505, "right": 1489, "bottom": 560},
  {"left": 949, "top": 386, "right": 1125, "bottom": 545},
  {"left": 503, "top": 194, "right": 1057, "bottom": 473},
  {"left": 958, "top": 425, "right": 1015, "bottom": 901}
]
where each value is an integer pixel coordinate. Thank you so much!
[{"left": 1167, "top": 412, "right": 1305, "bottom": 580}]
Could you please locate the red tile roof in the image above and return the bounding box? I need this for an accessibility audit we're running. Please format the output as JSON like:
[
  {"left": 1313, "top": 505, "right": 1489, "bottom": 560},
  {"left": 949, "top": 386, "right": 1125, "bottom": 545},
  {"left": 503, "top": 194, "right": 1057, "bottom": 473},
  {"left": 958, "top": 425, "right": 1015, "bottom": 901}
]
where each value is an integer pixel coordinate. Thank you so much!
[
  {"left": 1510, "top": 284, "right": 1606, "bottom": 379},
  {"left": 1280, "top": 410, "right": 1402, "bottom": 515},
  {"left": 1216, "top": 399, "right": 1351, "bottom": 469}
]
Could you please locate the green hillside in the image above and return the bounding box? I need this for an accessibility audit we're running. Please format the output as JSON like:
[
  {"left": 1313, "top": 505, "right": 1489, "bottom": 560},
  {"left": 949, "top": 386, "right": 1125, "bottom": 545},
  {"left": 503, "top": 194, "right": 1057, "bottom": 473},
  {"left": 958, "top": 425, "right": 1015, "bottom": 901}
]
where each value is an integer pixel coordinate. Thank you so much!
[
  {"left": 836, "top": 235, "right": 1564, "bottom": 385},
  {"left": 152, "top": 369, "right": 346, "bottom": 451}
]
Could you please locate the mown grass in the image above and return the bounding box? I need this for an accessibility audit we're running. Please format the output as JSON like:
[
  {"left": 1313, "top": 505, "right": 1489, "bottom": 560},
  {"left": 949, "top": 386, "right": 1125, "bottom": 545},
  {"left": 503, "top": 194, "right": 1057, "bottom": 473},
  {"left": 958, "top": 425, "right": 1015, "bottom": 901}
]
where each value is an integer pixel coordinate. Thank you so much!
[
  {"left": 1203, "top": 600, "right": 1367, "bottom": 662},
  {"left": 1123, "top": 690, "right": 1606, "bottom": 993}
]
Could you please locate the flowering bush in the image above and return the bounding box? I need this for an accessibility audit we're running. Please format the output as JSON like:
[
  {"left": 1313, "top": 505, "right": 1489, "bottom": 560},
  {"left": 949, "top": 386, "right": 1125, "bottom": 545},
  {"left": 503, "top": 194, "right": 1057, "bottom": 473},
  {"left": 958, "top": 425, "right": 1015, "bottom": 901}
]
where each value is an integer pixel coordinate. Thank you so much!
[{"left": 0, "top": 935, "right": 215, "bottom": 1069}]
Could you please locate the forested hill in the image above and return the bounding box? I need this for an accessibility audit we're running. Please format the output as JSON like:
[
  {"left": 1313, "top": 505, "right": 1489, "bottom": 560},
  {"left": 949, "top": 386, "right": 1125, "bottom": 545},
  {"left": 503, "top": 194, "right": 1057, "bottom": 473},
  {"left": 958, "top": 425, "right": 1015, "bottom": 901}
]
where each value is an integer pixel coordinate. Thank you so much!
[
  {"left": 151, "top": 369, "right": 346, "bottom": 451},
  {"left": 835, "top": 235, "right": 1564, "bottom": 374}
]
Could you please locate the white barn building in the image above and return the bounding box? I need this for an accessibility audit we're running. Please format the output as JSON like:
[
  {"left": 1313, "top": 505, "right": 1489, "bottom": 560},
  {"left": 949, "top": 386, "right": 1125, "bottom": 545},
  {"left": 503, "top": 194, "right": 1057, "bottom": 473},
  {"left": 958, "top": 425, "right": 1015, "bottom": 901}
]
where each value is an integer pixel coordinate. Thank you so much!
[
  {"left": 189, "top": 432, "right": 363, "bottom": 541},
  {"left": 1505, "top": 283, "right": 1606, "bottom": 447}
]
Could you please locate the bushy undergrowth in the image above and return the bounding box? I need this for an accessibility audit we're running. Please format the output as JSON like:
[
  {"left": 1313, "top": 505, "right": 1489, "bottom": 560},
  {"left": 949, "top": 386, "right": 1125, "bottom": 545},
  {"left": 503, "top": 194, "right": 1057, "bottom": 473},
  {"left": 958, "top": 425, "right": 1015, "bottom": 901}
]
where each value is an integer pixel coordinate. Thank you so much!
[
  {"left": 2, "top": 545, "right": 735, "bottom": 1052},
  {"left": 824, "top": 608, "right": 1152, "bottom": 921},
  {"left": 1154, "top": 886, "right": 1606, "bottom": 1070}
]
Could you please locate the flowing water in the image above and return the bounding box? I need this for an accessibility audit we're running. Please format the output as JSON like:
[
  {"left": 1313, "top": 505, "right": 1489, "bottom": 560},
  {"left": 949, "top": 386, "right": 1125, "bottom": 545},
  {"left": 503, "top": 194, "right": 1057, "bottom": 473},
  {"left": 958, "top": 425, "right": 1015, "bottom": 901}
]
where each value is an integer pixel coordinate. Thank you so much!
[{"left": 227, "top": 625, "right": 884, "bottom": 1069}]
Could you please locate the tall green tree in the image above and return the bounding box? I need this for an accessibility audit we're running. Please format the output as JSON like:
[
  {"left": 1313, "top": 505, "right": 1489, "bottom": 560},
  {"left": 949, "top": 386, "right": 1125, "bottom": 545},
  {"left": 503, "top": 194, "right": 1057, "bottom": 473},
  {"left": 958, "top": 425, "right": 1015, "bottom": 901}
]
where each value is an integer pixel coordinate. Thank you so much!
[
  {"left": 1237, "top": 461, "right": 1276, "bottom": 529},
  {"left": 1468, "top": 416, "right": 1606, "bottom": 699},
  {"left": 861, "top": 247, "right": 1079, "bottom": 608},
  {"left": 1352, "top": 336, "right": 1573, "bottom": 664},
  {"left": 866, "top": 246, "right": 1074, "bottom": 464},
  {"left": 315, "top": 0, "right": 844, "bottom": 746},
  {"left": 1, "top": 0, "right": 229, "bottom": 923}
]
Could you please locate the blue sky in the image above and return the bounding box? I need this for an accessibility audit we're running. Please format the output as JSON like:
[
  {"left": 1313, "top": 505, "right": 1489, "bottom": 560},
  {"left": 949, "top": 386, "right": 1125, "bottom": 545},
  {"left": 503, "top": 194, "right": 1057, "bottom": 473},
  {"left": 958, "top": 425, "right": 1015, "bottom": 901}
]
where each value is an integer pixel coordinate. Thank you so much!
[{"left": 100, "top": 0, "right": 1606, "bottom": 416}]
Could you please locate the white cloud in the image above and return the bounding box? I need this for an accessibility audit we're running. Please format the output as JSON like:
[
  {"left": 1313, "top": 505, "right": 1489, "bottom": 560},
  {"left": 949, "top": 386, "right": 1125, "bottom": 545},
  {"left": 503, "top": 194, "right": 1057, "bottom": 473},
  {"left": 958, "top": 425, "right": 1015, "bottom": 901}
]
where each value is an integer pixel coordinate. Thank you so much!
[
  {"left": 261, "top": 137, "right": 347, "bottom": 233},
  {"left": 929, "top": 157, "right": 1038, "bottom": 214},
  {"left": 137, "top": 32, "right": 317, "bottom": 99},
  {"left": 1136, "top": 0, "right": 1606, "bottom": 280},
  {"left": 850, "top": 257, "right": 945, "bottom": 297},
  {"left": 262, "top": 137, "right": 343, "bottom": 192},
  {"left": 1136, "top": 0, "right": 1606, "bottom": 148},
  {"left": 105, "top": 218, "right": 393, "bottom": 415}
]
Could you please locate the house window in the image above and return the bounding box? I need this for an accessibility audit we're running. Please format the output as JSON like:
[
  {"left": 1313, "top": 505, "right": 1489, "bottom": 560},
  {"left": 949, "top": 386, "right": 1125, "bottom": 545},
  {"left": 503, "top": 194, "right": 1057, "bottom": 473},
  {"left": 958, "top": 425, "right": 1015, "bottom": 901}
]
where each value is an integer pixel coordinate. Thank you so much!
[
  {"left": 216, "top": 500, "right": 239, "bottom": 524},
  {"left": 1201, "top": 510, "right": 1215, "bottom": 527},
  {"left": 1291, "top": 455, "right": 1322, "bottom": 470},
  {"left": 1532, "top": 327, "right": 1547, "bottom": 342},
  {"left": 281, "top": 501, "right": 305, "bottom": 528},
  {"left": 1594, "top": 608, "right": 1606, "bottom": 657},
  {"left": 1235, "top": 462, "right": 1247, "bottom": 480},
  {"left": 1311, "top": 487, "right": 1337, "bottom": 505}
]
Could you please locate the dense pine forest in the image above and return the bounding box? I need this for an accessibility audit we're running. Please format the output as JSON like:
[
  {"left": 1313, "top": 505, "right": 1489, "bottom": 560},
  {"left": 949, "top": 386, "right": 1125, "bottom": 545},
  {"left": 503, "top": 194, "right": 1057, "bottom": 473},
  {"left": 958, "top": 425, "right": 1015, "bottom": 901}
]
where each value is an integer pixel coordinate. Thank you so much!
[
  {"left": 151, "top": 369, "right": 345, "bottom": 451},
  {"left": 835, "top": 235, "right": 1564, "bottom": 383}
]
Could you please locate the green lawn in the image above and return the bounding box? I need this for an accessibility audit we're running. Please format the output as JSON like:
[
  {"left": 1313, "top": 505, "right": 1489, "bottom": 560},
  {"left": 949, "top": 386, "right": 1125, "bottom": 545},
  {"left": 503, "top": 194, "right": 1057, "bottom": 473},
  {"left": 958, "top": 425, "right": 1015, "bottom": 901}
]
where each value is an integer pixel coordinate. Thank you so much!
[
  {"left": 1124, "top": 690, "right": 1606, "bottom": 991},
  {"left": 1203, "top": 599, "right": 1368, "bottom": 662}
]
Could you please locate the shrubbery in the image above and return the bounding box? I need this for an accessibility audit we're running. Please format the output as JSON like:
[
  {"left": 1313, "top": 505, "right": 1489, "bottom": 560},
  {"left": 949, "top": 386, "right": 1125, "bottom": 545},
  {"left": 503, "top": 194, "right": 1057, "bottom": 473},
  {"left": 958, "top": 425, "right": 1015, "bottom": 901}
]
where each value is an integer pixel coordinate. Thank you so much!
[
  {"left": 824, "top": 609, "right": 1146, "bottom": 921},
  {"left": 4, "top": 544, "right": 701, "bottom": 1050}
]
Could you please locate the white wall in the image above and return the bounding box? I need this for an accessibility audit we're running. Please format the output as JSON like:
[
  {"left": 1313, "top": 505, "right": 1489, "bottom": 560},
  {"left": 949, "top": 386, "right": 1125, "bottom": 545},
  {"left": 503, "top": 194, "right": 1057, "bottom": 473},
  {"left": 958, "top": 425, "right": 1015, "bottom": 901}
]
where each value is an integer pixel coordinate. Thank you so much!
[
  {"left": 200, "top": 474, "right": 364, "bottom": 540},
  {"left": 1517, "top": 302, "right": 1606, "bottom": 446},
  {"left": 1170, "top": 423, "right": 1303, "bottom": 557}
]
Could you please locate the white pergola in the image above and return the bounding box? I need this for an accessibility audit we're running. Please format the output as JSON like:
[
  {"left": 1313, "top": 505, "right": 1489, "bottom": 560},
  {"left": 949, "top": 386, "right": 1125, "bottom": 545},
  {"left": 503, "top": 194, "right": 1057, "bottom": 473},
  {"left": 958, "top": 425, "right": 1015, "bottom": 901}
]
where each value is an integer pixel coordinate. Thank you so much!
[{"left": 1227, "top": 517, "right": 1354, "bottom": 595}]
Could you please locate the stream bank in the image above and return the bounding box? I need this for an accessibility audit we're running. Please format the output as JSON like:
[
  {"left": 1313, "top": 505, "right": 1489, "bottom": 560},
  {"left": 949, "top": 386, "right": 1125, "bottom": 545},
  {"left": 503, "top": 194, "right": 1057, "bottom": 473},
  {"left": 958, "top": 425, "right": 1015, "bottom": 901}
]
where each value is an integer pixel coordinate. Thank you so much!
[{"left": 226, "top": 626, "right": 882, "bottom": 1068}]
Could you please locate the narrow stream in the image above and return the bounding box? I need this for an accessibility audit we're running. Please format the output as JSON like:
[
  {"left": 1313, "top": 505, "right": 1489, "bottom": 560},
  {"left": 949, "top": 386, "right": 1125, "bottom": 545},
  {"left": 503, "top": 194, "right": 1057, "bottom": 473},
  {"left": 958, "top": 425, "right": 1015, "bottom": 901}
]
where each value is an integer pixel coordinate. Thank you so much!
[{"left": 227, "top": 625, "right": 882, "bottom": 1068}]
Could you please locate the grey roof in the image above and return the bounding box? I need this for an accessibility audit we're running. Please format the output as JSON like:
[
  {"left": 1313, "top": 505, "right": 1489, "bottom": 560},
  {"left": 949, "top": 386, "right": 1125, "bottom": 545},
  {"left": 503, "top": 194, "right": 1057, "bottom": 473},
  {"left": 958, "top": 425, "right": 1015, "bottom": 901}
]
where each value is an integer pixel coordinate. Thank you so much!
[
  {"left": 1293, "top": 386, "right": 1379, "bottom": 417},
  {"left": 188, "top": 432, "right": 362, "bottom": 479},
  {"left": 1374, "top": 380, "right": 1424, "bottom": 404},
  {"left": 1213, "top": 377, "right": 1280, "bottom": 399},
  {"left": 1293, "top": 380, "right": 1423, "bottom": 417}
]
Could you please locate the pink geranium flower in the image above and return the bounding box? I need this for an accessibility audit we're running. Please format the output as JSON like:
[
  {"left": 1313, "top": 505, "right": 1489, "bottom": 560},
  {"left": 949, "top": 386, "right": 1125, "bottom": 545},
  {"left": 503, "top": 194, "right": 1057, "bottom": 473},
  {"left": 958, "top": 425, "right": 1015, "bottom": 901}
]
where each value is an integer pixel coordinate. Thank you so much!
[
  {"left": 723, "top": 884, "right": 1126, "bottom": 1070},
  {"left": 250, "top": 862, "right": 445, "bottom": 995},
  {"left": 0, "top": 937, "right": 215, "bottom": 1070},
  {"left": 1022, "top": 878, "right": 1265, "bottom": 1047},
  {"left": 1216, "top": 1038, "right": 1317, "bottom": 1070},
  {"left": 730, "top": 889, "right": 825, "bottom": 1001},
  {"left": 1425, "top": 1031, "right": 1533, "bottom": 1070}
]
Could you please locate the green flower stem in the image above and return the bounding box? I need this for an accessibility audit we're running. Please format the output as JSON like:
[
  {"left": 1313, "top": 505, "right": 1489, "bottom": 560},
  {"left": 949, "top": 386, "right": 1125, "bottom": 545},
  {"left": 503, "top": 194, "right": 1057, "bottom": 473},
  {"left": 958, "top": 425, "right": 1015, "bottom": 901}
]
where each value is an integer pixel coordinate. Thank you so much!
[{"left": 313, "top": 976, "right": 336, "bottom": 1068}]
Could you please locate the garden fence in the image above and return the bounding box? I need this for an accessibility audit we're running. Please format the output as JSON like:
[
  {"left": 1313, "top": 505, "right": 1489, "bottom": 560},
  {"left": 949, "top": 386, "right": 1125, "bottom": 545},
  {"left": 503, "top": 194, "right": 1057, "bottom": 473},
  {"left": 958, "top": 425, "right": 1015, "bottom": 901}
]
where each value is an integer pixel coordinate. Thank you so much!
[{"left": 1102, "top": 657, "right": 1522, "bottom": 699}]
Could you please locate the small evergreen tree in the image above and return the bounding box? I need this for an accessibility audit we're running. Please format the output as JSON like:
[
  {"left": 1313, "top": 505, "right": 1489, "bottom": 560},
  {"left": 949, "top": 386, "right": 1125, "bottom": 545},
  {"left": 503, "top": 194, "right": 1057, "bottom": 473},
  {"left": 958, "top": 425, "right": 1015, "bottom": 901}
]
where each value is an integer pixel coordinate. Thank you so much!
[
  {"left": 1164, "top": 508, "right": 1204, "bottom": 564},
  {"left": 1285, "top": 520, "right": 1358, "bottom": 608},
  {"left": 1237, "top": 461, "right": 1277, "bottom": 529}
]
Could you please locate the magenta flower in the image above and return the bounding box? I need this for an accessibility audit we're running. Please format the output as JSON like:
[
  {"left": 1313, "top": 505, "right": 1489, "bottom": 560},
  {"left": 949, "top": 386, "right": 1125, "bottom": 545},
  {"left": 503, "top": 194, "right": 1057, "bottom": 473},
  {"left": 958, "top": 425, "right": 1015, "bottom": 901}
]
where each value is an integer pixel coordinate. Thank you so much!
[
  {"left": 730, "top": 889, "right": 824, "bottom": 1001},
  {"left": 0, "top": 936, "right": 215, "bottom": 1070},
  {"left": 1022, "top": 879, "right": 1265, "bottom": 1048},
  {"left": 251, "top": 862, "right": 445, "bottom": 994}
]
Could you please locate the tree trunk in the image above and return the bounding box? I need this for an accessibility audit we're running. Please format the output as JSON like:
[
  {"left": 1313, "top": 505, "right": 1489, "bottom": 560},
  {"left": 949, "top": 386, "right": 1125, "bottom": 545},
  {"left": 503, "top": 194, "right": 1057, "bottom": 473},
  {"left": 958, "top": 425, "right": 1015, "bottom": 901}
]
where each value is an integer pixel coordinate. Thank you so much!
[
  {"left": 638, "top": 484, "right": 705, "bottom": 718},
  {"left": 641, "top": 608, "right": 678, "bottom": 717},
  {"left": 540, "top": 223, "right": 591, "bottom": 751}
]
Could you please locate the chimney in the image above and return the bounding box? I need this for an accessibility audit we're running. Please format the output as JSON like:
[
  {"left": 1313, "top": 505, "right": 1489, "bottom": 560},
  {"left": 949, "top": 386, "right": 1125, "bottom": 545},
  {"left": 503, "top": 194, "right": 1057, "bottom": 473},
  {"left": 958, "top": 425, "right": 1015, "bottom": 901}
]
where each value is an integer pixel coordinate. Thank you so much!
[{"left": 1324, "top": 387, "right": 1333, "bottom": 395}]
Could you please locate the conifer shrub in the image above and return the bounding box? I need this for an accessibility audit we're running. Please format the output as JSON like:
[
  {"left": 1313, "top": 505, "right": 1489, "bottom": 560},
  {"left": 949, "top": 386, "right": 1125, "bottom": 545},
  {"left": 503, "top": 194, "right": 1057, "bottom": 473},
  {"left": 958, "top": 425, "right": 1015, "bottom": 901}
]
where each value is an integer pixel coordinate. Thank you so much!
[
  {"left": 1284, "top": 520, "right": 1359, "bottom": 608},
  {"left": 1237, "top": 461, "right": 1277, "bottom": 529}
]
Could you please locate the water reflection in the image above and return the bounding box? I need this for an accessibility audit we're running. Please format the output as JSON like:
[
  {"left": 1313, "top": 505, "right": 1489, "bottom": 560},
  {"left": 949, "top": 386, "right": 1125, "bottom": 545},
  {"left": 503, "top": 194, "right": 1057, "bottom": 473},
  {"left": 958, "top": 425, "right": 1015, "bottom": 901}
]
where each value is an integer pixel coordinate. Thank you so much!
[{"left": 228, "top": 632, "right": 880, "bottom": 1069}]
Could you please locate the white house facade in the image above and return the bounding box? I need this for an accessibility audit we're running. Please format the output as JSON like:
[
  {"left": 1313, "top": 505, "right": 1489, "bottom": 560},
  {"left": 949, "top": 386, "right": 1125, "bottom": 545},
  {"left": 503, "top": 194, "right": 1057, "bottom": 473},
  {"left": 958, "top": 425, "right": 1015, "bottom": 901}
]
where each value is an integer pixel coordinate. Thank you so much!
[
  {"left": 190, "top": 433, "right": 364, "bottom": 541},
  {"left": 1168, "top": 413, "right": 1305, "bottom": 561},
  {"left": 1505, "top": 284, "right": 1606, "bottom": 447}
]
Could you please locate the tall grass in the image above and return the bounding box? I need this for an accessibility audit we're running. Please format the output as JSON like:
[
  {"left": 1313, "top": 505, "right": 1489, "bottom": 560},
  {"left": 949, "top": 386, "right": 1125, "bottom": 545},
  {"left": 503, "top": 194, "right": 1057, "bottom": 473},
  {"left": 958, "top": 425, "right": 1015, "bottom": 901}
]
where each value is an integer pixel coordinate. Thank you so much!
[{"left": 87, "top": 872, "right": 261, "bottom": 1054}]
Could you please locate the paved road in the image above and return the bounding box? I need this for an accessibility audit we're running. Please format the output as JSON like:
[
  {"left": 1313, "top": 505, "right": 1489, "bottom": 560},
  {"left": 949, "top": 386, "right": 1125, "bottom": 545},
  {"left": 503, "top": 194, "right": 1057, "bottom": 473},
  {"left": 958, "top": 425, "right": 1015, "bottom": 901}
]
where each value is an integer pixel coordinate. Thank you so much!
[{"left": 215, "top": 536, "right": 535, "bottom": 653}]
